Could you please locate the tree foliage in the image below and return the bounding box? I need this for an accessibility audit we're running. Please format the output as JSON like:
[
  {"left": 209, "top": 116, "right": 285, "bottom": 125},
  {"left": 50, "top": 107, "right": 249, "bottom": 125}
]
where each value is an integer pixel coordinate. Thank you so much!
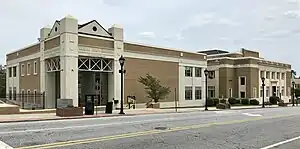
[
  {"left": 138, "top": 73, "right": 171, "bottom": 103},
  {"left": 294, "top": 88, "right": 300, "bottom": 98}
]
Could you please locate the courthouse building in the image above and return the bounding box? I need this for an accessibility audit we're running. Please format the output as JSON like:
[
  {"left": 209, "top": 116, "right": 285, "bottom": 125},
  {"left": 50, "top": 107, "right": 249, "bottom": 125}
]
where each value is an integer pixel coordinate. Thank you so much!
[
  {"left": 5, "top": 15, "right": 207, "bottom": 109},
  {"left": 198, "top": 49, "right": 292, "bottom": 103}
]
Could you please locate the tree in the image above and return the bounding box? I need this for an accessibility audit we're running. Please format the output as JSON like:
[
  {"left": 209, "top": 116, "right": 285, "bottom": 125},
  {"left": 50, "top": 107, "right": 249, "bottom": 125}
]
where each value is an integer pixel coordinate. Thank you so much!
[
  {"left": 294, "top": 88, "right": 300, "bottom": 99},
  {"left": 0, "top": 65, "right": 6, "bottom": 96},
  {"left": 138, "top": 73, "right": 171, "bottom": 103}
]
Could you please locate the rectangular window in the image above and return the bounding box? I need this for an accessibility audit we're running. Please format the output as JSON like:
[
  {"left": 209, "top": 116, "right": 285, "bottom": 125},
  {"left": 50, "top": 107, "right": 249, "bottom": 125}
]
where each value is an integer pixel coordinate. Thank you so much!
[
  {"left": 253, "top": 87, "right": 257, "bottom": 98},
  {"left": 185, "top": 66, "right": 193, "bottom": 77},
  {"left": 195, "top": 67, "right": 202, "bottom": 77},
  {"left": 277, "top": 72, "right": 280, "bottom": 79},
  {"left": 8, "top": 67, "right": 12, "bottom": 77},
  {"left": 281, "top": 73, "right": 285, "bottom": 80},
  {"left": 208, "top": 71, "right": 215, "bottom": 79},
  {"left": 21, "top": 89, "right": 25, "bottom": 102},
  {"left": 34, "top": 61, "right": 37, "bottom": 75},
  {"left": 34, "top": 89, "right": 37, "bottom": 104},
  {"left": 185, "top": 86, "right": 192, "bottom": 100},
  {"left": 27, "top": 62, "right": 31, "bottom": 75},
  {"left": 240, "top": 77, "right": 246, "bottom": 85},
  {"left": 266, "top": 87, "right": 270, "bottom": 97},
  {"left": 13, "top": 67, "right": 17, "bottom": 77},
  {"left": 208, "top": 86, "right": 215, "bottom": 98},
  {"left": 228, "top": 88, "right": 232, "bottom": 98},
  {"left": 276, "top": 86, "right": 280, "bottom": 97},
  {"left": 272, "top": 72, "right": 275, "bottom": 79},
  {"left": 266, "top": 71, "right": 270, "bottom": 79},
  {"left": 240, "top": 92, "right": 246, "bottom": 98},
  {"left": 281, "top": 87, "right": 285, "bottom": 96},
  {"left": 21, "top": 64, "right": 25, "bottom": 76},
  {"left": 27, "top": 89, "right": 31, "bottom": 103},
  {"left": 260, "top": 71, "right": 265, "bottom": 78},
  {"left": 195, "top": 87, "right": 202, "bottom": 100},
  {"left": 8, "top": 87, "right": 12, "bottom": 100},
  {"left": 260, "top": 86, "right": 263, "bottom": 97}
]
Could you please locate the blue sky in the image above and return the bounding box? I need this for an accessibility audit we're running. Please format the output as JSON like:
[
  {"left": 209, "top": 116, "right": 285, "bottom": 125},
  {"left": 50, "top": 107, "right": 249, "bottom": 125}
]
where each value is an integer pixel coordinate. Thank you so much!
[{"left": 0, "top": 0, "right": 299, "bottom": 72}]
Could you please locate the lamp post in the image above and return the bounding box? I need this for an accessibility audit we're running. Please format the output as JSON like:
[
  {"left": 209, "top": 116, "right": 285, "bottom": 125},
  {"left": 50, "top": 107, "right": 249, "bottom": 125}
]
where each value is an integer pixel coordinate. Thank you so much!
[
  {"left": 261, "top": 77, "right": 265, "bottom": 108},
  {"left": 292, "top": 81, "right": 295, "bottom": 106},
  {"left": 204, "top": 69, "right": 209, "bottom": 111},
  {"left": 119, "top": 55, "right": 126, "bottom": 114}
]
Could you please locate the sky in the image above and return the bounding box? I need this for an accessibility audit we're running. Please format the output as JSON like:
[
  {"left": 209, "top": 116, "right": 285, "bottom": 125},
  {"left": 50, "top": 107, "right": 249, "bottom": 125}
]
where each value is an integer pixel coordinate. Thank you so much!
[{"left": 0, "top": 0, "right": 299, "bottom": 72}]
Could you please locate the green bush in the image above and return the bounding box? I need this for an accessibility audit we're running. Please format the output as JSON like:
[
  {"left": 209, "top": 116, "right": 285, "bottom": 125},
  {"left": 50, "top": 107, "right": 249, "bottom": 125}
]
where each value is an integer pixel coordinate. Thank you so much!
[
  {"left": 269, "top": 96, "right": 279, "bottom": 105},
  {"left": 216, "top": 103, "right": 231, "bottom": 109},
  {"left": 250, "top": 99, "right": 259, "bottom": 105},
  {"left": 228, "top": 97, "right": 236, "bottom": 104},
  {"left": 220, "top": 99, "right": 226, "bottom": 103},
  {"left": 212, "top": 98, "right": 219, "bottom": 106},
  {"left": 207, "top": 98, "right": 215, "bottom": 107},
  {"left": 241, "top": 98, "right": 250, "bottom": 105},
  {"left": 235, "top": 99, "right": 241, "bottom": 104}
]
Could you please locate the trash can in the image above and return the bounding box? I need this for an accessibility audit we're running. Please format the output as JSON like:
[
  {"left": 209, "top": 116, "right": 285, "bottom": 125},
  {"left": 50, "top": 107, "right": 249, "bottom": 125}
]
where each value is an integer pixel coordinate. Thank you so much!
[
  {"left": 85, "top": 98, "right": 94, "bottom": 115},
  {"left": 105, "top": 102, "right": 113, "bottom": 114}
]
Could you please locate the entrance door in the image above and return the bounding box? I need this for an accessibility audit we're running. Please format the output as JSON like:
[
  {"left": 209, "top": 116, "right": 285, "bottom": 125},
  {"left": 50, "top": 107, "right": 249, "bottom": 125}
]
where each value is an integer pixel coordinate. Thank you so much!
[{"left": 272, "top": 86, "right": 276, "bottom": 96}]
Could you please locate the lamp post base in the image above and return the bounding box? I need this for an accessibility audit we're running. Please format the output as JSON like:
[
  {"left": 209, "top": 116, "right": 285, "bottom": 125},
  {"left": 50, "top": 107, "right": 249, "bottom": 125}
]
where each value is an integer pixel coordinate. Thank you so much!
[
  {"left": 119, "top": 111, "right": 125, "bottom": 114},
  {"left": 204, "top": 108, "right": 208, "bottom": 111}
]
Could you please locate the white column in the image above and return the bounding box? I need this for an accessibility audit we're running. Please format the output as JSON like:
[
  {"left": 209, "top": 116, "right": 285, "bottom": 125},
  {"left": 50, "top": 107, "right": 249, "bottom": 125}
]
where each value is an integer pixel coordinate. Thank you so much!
[
  {"left": 45, "top": 72, "right": 55, "bottom": 108},
  {"left": 59, "top": 15, "right": 79, "bottom": 107}
]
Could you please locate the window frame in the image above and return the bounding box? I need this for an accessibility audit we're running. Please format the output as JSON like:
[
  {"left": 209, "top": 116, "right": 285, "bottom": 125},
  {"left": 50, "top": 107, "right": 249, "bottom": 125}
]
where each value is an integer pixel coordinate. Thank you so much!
[
  {"left": 195, "top": 67, "right": 202, "bottom": 77},
  {"left": 185, "top": 86, "right": 193, "bottom": 100},
  {"left": 33, "top": 61, "right": 37, "bottom": 75},
  {"left": 21, "top": 64, "right": 25, "bottom": 76},
  {"left": 27, "top": 62, "right": 31, "bottom": 76},
  {"left": 195, "top": 86, "right": 202, "bottom": 100},
  {"left": 240, "top": 76, "right": 246, "bottom": 86},
  {"left": 184, "top": 66, "right": 193, "bottom": 77}
]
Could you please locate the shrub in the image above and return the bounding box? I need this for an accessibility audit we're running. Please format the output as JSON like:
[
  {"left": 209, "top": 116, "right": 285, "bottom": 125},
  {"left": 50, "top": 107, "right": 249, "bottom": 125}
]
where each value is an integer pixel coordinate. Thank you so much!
[
  {"left": 207, "top": 98, "right": 215, "bottom": 107},
  {"left": 241, "top": 98, "right": 250, "bottom": 105},
  {"left": 212, "top": 98, "right": 219, "bottom": 106},
  {"left": 220, "top": 99, "right": 226, "bottom": 103},
  {"left": 250, "top": 99, "right": 259, "bottom": 105},
  {"left": 269, "top": 96, "right": 279, "bottom": 105},
  {"left": 216, "top": 103, "right": 231, "bottom": 109},
  {"left": 228, "top": 97, "right": 236, "bottom": 104},
  {"left": 235, "top": 99, "right": 241, "bottom": 104}
]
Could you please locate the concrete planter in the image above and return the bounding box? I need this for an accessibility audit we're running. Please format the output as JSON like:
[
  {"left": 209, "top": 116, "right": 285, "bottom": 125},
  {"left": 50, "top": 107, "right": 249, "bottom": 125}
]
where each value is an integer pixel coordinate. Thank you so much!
[{"left": 56, "top": 107, "right": 83, "bottom": 117}]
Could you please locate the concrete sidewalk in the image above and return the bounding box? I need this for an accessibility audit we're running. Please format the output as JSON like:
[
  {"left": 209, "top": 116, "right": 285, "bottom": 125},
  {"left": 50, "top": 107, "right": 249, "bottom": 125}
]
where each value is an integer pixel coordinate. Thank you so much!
[{"left": 0, "top": 105, "right": 283, "bottom": 123}]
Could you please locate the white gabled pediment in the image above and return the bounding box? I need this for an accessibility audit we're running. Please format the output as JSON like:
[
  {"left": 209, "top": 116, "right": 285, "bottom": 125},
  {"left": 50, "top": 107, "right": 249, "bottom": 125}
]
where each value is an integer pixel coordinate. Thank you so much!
[
  {"left": 78, "top": 20, "right": 112, "bottom": 38},
  {"left": 48, "top": 21, "right": 60, "bottom": 38}
]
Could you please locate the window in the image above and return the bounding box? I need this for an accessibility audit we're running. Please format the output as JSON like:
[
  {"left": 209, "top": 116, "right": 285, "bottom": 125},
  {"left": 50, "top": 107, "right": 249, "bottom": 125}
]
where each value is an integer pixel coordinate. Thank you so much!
[
  {"left": 208, "top": 71, "right": 215, "bottom": 79},
  {"left": 253, "top": 87, "right": 257, "bottom": 98},
  {"left": 266, "top": 71, "right": 270, "bottom": 79},
  {"left": 27, "top": 62, "right": 31, "bottom": 75},
  {"left": 240, "top": 92, "right": 246, "bottom": 98},
  {"left": 281, "top": 87, "right": 285, "bottom": 96},
  {"left": 281, "top": 73, "right": 285, "bottom": 80},
  {"left": 228, "top": 88, "right": 232, "bottom": 98},
  {"left": 272, "top": 72, "right": 275, "bottom": 79},
  {"left": 34, "top": 90, "right": 37, "bottom": 104},
  {"left": 13, "top": 87, "right": 16, "bottom": 101},
  {"left": 208, "top": 86, "right": 215, "bottom": 98},
  {"left": 276, "top": 86, "right": 280, "bottom": 97},
  {"left": 185, "top": 86, "right": 192, "bottom": 100},
  {"left": 33, "top": 61, "right": 37, "bottom": 75},
  {"left": 195, "top": 87, "right": 202, "bottom": 100},
  {"left": 8, "top": 87, "right": 12, "bottom": 100},
  {"left": 240, "top": 77, "right": 246, "bottom": 85},
  {"left": 21, "top": 64, "right": 25, "bottom": 76},
  {"left": 266, "top": 87, "right": 270, "bottom": 97},
  {"left": 8, "top": 67, "right": 12, "bottom": 77},
  {"left": 260, "top": 86, "right": 263, "bottom": 97},
  {"left": 21, "top": 89, "right": 25, "bottom": 102},
  {"left": 277, "top": 72, "right": 280, "bottom": 79},
  {"left": 27, "top": 89, "right": 31, "bottom": 103},
  {"left": 185, "top": 66, "right": 193, "bottom": 77},
  {"left": 13, "top": 66, "right": 16, "bottom": 77},
  {"left": 195, "top": 67, "right": 202, "bottom": 77},
  {"left": 260, "top": 71, "right": 265, "bottom": 78}
]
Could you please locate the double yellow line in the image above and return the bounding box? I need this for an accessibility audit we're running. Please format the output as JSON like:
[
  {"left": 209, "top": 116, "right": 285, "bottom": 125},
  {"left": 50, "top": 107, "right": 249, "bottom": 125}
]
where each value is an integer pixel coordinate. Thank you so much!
[{"left": 16, "top": 114, "right": 294, "bottom": 149}]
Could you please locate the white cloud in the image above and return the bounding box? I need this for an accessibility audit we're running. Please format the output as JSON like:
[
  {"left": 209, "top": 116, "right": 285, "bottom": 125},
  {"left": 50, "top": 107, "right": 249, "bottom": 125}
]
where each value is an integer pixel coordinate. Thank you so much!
[
  {"left": 284, "top": 10, "right": 300, "bottom": 18},
  {"left": 139, "top": 31, "right": 156, "bottom": 39},
  {"left": 264, "top": 15, "right": 276, "bottom": 21},
  {"left": 217, "top": 18, "right": 239, "bottom": 26},
  {"left": 219, "top": 37, "right": 230, "bottom": 41}
]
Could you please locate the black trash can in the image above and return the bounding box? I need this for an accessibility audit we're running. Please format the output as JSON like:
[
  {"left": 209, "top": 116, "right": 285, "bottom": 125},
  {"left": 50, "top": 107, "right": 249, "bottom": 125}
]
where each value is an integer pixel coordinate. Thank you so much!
[
  {"left": 105, "top": 102, "right": 113, "bottom": 114},
  {"left": 85, "top": 98, "right": 94, "bottom": 115}
]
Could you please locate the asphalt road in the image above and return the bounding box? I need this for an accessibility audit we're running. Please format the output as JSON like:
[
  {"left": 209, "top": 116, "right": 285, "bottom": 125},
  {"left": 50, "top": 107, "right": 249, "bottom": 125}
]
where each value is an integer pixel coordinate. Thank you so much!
[{"left": 1, "top": 107, "right": 300, "bottom": 149}]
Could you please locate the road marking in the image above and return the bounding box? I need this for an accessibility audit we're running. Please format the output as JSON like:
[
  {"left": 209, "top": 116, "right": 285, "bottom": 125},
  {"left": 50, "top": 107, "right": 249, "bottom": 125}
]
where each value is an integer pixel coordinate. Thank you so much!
[
  {"left": 0, "top": 140, "right": 14, "bottom": 149},
  {"left": 242, "top": 113, "right": 262, "bottom": 117},
  {"left": 15, "top": 114, "right": 296, "bottom": 149},
  {"left": 260, "top": 135, "right": 300, "bottom": 149}
]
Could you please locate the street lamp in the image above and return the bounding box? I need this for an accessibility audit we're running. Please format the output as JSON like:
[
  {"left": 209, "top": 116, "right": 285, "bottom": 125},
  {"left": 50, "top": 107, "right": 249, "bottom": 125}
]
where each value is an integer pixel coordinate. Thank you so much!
[
  {"left": 118, "top": 55, "right": 126, "bottom": 114},
  {"left": 204, "top": 69, "right": 209, "bottom": 111},
  {"left": 261, "top": 77, "right": 265, "bottom": 108},
  {"left": 292, "top": 81, "right": 295, "bottom": 106}
]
